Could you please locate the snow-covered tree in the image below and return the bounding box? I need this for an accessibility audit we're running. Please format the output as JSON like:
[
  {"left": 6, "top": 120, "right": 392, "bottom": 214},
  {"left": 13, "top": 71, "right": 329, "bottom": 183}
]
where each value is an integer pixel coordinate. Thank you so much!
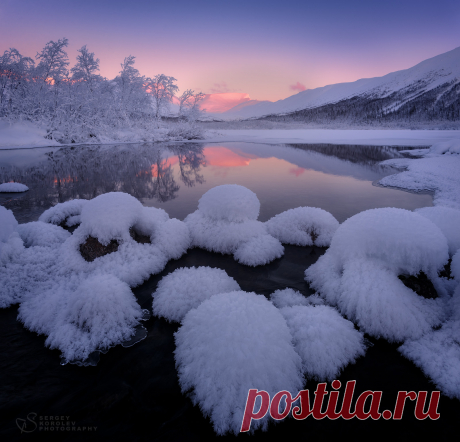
[
  {"left": 148, "top": 74, "right": 178, "bottom": 121},
  {"left": 178, "top": 89, "right": 205, "bottom": 122},
  {"left": 71, "top": 45, "right": 102, "bottom": 91}
]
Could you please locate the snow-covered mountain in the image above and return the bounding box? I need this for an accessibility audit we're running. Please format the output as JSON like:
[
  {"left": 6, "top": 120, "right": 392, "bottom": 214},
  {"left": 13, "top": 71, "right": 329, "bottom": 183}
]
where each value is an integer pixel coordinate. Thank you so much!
[{"left": 217, "top": 46, "right": 460, "bottom": 122}]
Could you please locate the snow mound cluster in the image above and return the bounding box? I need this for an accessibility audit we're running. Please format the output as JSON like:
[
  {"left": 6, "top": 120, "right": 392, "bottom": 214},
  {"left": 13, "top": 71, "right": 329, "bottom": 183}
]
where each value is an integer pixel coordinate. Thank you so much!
[
  {"left": 184, "top": 185, "right": 284, "bottom": 266},
  {"left": 266, "top": 207, "right": 339, "bottom": 247},
  {"left": 0, "top": 182, "right": 29, "bottom": 192},
  {"left": 152, "top": 266, "right": 240, "bottom": 322},
  {"left": 1, "top": 192, "right": 190, "bottom": 362},
  {"left": 151, "top": 268, "right": 366, "bottom": 435},
  {"left": 305, "top": 208, "right": 449, "bottom": 342},
  {"left": 174, "top": 291, "right": 303, "bottom": 435}
]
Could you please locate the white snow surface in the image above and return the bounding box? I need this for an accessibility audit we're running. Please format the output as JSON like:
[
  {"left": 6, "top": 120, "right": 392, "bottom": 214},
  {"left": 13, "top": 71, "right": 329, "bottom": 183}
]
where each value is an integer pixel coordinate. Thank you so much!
[
  {"left": 17, "top": 221, "right": 71, "bottom": 248},
  {"left": 185, "top": 185, "right": 284, "bottom": 266},
  {"left": 279, "top": 305, "right": 366, "bottom": 380},
  {"left": 0, "top": 120, "right": 60, "bottom": 149},
  {"left": 174, "top": 291, "right": 304, "bottom": 435},
  {"left": 265, "top": 207, "right": 339, "bottom": 247},
  {"left": 0, "top": 182, "right": 29, "bottom": 192},
  {"left": 270, "top": 288, "right": 324, "bottom": 309},
  {"left": 415, "top": 207, "right": 460, "bottom": 256},
  {"left": 305, "top": 208, "right": 449, "bottom": 342},
  {"left": 152, "top": 267, "right": 240, "bottom": 323}
]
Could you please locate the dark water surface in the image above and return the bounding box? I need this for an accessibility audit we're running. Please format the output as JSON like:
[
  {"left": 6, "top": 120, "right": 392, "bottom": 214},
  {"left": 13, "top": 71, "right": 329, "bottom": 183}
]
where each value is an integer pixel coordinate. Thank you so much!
[{"left": 1, "top": 142, "right": 455, "bottom": 441}]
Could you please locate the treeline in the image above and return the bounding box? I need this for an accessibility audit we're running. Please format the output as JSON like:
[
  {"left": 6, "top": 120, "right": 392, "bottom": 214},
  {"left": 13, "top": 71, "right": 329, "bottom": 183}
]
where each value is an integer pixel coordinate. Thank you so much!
[
  {"left": 262, "top": 80, "right": 460, "bottom": 126},
  {"left": 0, "top": 38, "right": 204, "bottom": 143}
]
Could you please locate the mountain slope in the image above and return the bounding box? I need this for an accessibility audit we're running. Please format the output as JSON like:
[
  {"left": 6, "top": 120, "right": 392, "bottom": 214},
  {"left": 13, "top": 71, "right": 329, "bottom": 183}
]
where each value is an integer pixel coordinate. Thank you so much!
[{"left": 219, "top": 47, "right": 460, "bottom": 122}]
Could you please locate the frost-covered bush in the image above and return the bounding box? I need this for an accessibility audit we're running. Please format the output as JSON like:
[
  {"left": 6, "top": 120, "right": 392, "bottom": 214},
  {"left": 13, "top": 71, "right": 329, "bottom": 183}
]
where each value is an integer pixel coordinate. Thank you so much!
[
  {"left": 270, "top": 288, "right": 324, "bottom": 309},
  {"left": 152, "top": 266, "right": 240, "bottom": 322},
  {"left": 0, "top": 182, "right": 29, "bottom": 192},
  {"left": 305, "top": 208, "right": 449, "bottom": 342},
  {"left": 280, "top": 305, "right": 366, "bottom": 380},
  {"left": 19, "top": 273, "right": 143, "bottom": 362},
  {"left": 415, "top": 206, "right": 460, "bottom": 256},
  {"left": 167, "top": 121, "right": 204, "bottom": 140},
  {"left": 266, "top": 207, "right": 339, "bottom": 247},
  {"left": 185, "top": 185, "right": 284, "bottom": 266},
  {"left": 174, "top": 291, "right": 303, "bottom": 435},
  {"left": 39, "top": 199, "right": 88, "bottom": 227}
]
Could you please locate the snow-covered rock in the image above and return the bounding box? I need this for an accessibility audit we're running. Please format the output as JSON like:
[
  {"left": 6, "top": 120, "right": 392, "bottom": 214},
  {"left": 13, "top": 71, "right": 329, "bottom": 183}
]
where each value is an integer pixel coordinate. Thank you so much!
[
  {"left": 280, "top": 305, "right": 366, "bottom": 380},
  {"left": 39, "top": 199, "right": 88, "bottom": 227},
  {"left": 0, "top": 182, "right": 29, "bottom": 192},
  {"left": 415, "top": 206, "right": 460, "bottom": 256},
  {"left": 185, "top": 185, "right": 284, "bottom": 266},
  {"left": 174, "top": 291, "right": 303, "bottom": 435},
  {"left": 270, "top": 288, "right": 324, "bottom": 309},
  {"left": 305, "top": 208, "right": 449, "bottom": 342},
  {"left": 265, "top": 207, "right": 339, "bottom": 247},
  {"left": 152, "top": 266, "right": 240, "bottom": 322}
]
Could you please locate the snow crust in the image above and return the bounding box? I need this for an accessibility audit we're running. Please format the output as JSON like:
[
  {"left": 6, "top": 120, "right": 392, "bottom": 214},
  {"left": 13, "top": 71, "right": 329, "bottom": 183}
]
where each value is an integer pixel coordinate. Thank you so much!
[
  {"left": 17, "top": 221, "right": 70, "bottom": 248},
  {"left": 279, "top": 305, "right": 366, "bottom": 380},
  {"left": 0, "top": 206, "right": 23, "bottom": 265},
  {"left": 265, "top": 207, "right": 339, "bottom": 247},
  {"left": 305, "top": 208, "right": 449, "bottom": 342},
  {"left": 174, "top": 291, "right": 303, "bottom": 435},
  {"left": 0, "top": 182, "right": 29, "bottom": 192},
  {"left": 152, "top": 267, "right": 240, "bottom": 322},
  {"left": 185, "top": 185, "right": 284, "bottom": 266}
]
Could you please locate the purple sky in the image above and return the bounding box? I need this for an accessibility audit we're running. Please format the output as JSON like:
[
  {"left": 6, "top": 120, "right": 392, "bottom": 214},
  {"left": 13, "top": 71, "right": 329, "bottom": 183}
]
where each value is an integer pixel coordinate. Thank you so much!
[{"left": 1, "top": 0, "right": 459, "bottom": 101}]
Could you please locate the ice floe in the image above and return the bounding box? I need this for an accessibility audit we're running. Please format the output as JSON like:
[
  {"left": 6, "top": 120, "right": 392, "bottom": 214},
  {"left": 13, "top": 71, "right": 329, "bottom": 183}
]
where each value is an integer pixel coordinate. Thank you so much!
[
  {"left": 305, "top": 208, "right": 449, "bottom": 342},
  {"left": 152, "top": 266, "right": 240, "bottom": 322},
  {"left": 0, "top": 182, "right": 29, "bottom": 192}
]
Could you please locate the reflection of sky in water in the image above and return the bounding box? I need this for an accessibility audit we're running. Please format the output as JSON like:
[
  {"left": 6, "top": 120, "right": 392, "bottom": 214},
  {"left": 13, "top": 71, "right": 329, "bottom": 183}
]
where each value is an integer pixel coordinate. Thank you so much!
[{"left": 0, "top": 142, "right": 431, "bottom": 223}]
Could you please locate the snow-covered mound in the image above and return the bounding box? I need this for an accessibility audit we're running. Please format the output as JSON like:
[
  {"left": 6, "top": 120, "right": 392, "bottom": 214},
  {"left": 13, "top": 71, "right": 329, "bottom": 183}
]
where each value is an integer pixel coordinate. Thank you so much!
[
  {"left": 270, "top": 288, "right": 324, "bottom": 309},
  {"left": 174, "top": 291, "right": 303, "bottom": 435},
  {"left": 17, "top": 221, "right": 70, "bottom": 248},
  {"left": 0, "top": 206, "right": 23, "bottom": 266},
  {"left": 219, "top": 46, "right": 460, "bottom": 120},
  {"left": 415, "top": 206, "right": 460, "bottom": 256},
  {"left": 185, "top": 185, "right": 284, "bottom": 266},
  {"left": 1, "top": 192, "right": 191, "bottom": 363},
  {"left": 280, "top": 305, "right": 366, "bottom": 380},
  {"left": 265, "top": 207, "right": 339, "bottom": 247},
  {"left": 0, "top": 182, "right": 29, "bottom": 192},
  {"left": 39, "top": 199, "right": 88, "bottom": 227},
  {"left": 19, "top": 274, "right": 143, "bottom": 362},
  {"left": 152, "top": 267, "right": 240, "bottom": 322},
  {"left": 305, "top": 208, "right": 449, "bottom": 342}
]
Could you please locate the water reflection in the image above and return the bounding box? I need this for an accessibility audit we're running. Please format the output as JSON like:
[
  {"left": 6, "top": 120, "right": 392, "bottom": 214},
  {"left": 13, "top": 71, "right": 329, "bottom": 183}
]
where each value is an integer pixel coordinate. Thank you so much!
[{"left": 0, "top": 141, "right": 432, "bottom": 224}]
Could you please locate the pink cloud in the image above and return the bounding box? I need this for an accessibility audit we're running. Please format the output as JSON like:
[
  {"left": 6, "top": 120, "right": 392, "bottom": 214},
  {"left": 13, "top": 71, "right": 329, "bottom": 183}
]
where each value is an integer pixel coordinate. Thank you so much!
[
  {"left": 210, "top": 82, "right": 234, "bottom": 94},
  {"left": 289, "top": 167, "right": 305, "bottom": 177},
  {"left": 290, "top": 82, "right": 306, "bottom": 92}
]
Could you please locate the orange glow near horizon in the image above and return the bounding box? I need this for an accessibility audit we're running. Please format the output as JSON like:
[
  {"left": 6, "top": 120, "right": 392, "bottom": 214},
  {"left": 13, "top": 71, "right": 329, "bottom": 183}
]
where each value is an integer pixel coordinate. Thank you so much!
[{"left": 203, "top": 147, "right": 256, "bottom": 167}]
